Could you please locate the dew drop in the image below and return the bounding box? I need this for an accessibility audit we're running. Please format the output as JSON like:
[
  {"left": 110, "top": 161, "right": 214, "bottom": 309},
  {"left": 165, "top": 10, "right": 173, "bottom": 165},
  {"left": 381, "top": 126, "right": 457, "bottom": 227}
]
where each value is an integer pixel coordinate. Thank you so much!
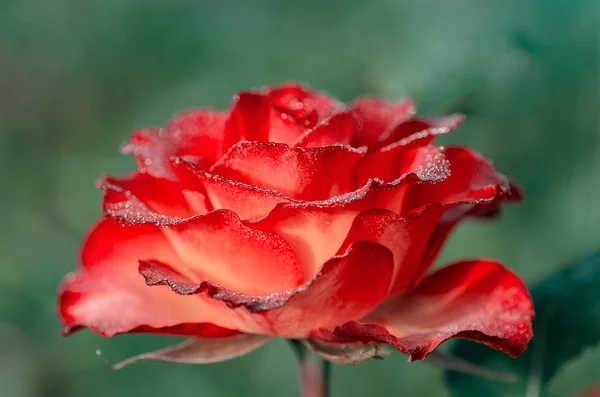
[{"left": 289, "top": 99, "right": 304, "bottom": 110}]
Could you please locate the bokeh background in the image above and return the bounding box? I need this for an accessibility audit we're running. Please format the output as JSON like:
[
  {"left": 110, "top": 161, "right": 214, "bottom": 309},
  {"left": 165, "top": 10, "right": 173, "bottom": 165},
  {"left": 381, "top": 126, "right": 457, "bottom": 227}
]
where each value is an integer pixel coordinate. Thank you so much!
[{"left": 1, "top": 0, "right": 598, "bottom": 396}]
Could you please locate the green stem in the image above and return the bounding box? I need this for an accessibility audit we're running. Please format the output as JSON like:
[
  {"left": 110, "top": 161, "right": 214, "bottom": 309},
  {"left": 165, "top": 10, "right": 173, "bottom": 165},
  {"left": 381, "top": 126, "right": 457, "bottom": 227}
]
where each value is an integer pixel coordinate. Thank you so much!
[{"left": 290, "top": 340, "right": 331, "bottom": 397}]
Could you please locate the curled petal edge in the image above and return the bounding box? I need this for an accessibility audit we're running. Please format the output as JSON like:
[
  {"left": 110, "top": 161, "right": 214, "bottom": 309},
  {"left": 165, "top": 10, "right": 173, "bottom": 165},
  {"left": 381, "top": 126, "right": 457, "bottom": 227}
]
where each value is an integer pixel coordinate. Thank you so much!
[{"left": 110, "top": 334, "right": 271, "bottom": 370}]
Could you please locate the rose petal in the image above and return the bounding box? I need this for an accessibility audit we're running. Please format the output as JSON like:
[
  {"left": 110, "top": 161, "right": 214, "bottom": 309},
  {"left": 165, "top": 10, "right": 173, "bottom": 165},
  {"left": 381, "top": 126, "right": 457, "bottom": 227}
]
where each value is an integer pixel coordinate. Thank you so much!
[
  {"left": 141, "top": 240, "right": 394, "bottom": 338},
  {"left": 356, "top": 116, "right": 464, "bottom": 185},
  {"left": 468, "top": 180, "right": 524, "bottom": 219},
  {"left": 222, "top": 92, "right": 272, "bottom": 146},
  {"left": 401, "top": 146, "right": 511, "bottom": 215},
  {"left": 121, "top": 128, "right": 170, "bottom": 177},
  {"left": 311, "top": 259, "right": 534, "bottom": 361},
  {"left": 337, "top": 207, "right": 447, "bottom": 296},
  {"left": 58, "top": 218, "right": 243, "bottom": 337},
  {"left": 127, "top": 323, "right": 240, "bottom": 338},
  {"left": 294, "top": 111, "right": 357, "bottom": 148},
  {"left": 374, "top": 114, "right": 464, "bottom": 151},
  {"left": 122, "top": 109, "right": 228, "bottom": 177},
  {"left": 357, "top": 144, "right": 450, "bottom": 186},
  {"left": 165, "top": 108, "right": 229, "bottom": 163},
  {"left": 161, "top": 210, "right": 303, "bottom": 294},
  {"left": 100, "top": 193, "right": 186, "bottom": 227},
  {"left": 99, "top": 172, "right": 209, "bottom": 223},
  {"left": 265, "top": 108, "right": 307, "bottom": 146},
  {"left": 250, "top": 205, "right": 360, "bottom": 278},
  {"left": 210, "top": 142, "right": 364, "bottom": 200},
  {"left": 172, "top": 159, "right": 292, "bottom": 220},
  {"left": 268, "top": 83, "right": 343, "bottom": 130},
  {"left": 110, "top": 334, "right": 271, "bottom": 370},
  {"left": 349, "top": 97, "right": 416, "bottom": 148},
  {"left": 222, "top": 84, "right": 343, "bottom": 147}
]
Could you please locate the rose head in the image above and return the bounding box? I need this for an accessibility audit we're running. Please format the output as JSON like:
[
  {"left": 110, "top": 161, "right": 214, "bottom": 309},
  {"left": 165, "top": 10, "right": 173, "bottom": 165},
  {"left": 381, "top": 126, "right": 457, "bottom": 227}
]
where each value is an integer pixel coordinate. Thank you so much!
[{"left": 58, "top": 83, "right": 534, "bottom": 367}]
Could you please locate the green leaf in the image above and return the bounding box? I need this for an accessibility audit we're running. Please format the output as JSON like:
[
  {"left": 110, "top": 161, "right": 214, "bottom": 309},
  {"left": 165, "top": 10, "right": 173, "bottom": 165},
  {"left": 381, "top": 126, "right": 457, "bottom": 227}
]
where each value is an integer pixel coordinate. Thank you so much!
[{"left": 444, "top": 250, "right": 600, "bottom": 397}]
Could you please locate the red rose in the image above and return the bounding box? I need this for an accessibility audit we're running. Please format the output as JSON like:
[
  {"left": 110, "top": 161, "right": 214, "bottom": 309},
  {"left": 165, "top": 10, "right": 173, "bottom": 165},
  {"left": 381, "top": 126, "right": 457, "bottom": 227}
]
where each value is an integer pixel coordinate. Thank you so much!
[{"left": 58, "top": 83, "right": 533, "bottom": 366}]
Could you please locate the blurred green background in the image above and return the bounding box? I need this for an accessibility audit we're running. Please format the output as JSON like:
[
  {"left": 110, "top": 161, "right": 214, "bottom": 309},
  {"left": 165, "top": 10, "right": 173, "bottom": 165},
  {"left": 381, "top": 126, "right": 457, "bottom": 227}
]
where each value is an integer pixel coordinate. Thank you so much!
[{"left": 0, "top": 0, "right": 598, "bottom": 396}]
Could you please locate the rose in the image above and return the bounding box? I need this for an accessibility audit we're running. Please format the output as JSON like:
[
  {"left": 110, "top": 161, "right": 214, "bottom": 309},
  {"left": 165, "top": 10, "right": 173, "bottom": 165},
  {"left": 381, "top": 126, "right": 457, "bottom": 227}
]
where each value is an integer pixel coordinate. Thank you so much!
[{"left": 58, "top": 83, "right": 533, "bottom": 369}]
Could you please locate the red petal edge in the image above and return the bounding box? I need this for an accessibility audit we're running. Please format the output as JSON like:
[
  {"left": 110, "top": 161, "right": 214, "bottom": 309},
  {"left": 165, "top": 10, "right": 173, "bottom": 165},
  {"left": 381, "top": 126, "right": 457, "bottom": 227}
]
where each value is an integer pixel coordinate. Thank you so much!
[
  {"left": 110, "top": 334, "right": 271, "bottom": 370},
  {"left": 310, "top": 259, "right": 534, "bottom": 361},
  {"left": 349, "top": 97, "right": 416, "bottom": 148},
  {"left": 99, "top": 172, "right": 209, "bottom": 224}
]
